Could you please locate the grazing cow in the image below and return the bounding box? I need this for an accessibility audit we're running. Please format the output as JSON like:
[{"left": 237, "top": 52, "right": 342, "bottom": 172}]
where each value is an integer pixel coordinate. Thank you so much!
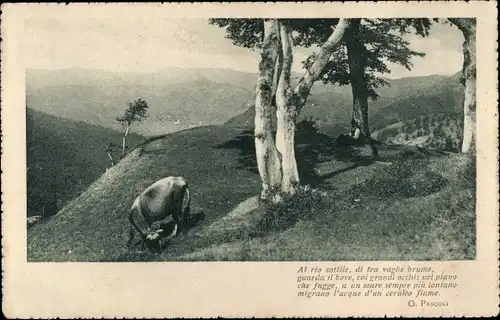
[{"left": 126, "top": 176, "right": 191, "bottom": 253}]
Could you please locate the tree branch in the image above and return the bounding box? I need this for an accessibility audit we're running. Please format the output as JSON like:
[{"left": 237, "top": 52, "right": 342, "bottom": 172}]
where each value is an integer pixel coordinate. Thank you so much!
[
  {"left": 293, "top": 18, "right": 351, "bottom": 110},
  {"left": 448, "top": 18, "right": 476, "bottom": 36}
]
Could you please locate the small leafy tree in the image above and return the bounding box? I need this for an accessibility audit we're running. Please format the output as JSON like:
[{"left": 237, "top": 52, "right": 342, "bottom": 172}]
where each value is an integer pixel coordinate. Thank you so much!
[{"left": 116, "top": 98, "right": 149, "bottom": 157}]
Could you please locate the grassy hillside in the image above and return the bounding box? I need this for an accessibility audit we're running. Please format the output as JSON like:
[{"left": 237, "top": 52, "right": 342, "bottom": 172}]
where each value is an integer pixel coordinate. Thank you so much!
[
  {"left": 28, "top": 125, "right": 475, "bottom": 262},
  {"left": 369, "top": 79, "right": 463, "bottom": 131},
  {"left": 27, "top": 108, "right": 144, "bottom": 218}
]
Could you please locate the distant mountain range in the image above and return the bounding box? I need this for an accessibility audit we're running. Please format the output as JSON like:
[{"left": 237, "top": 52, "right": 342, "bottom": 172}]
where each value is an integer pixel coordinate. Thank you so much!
[
  {"left": 226, "top": 71, "right": 463, "bottom": 138},
  {"left": 26, "top": 67, "right": 463, "bottom": 137},
  {"left": 27, "top": 68, "right": 257, "bottom": 136}
]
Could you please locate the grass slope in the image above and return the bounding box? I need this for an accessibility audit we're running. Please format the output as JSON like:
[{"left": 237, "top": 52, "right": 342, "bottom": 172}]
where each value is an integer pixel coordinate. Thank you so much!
[
  {"left": 27, "top": 108, "right": 144, "bottom": 217},
  {"left": 28, "top": 125, "right": 475, "bottom": 262}
]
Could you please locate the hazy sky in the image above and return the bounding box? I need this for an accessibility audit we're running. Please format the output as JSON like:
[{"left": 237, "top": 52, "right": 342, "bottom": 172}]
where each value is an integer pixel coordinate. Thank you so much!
[{"left": 24, "top": 18, "right": 464, "bottom": 79}]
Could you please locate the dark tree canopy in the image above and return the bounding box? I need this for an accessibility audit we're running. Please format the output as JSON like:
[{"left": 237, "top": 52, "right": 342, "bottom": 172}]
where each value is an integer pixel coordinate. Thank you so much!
[
  {"left": 209, "top": 18, "right": 432, "bottom": 98},
  {"left": 116, "top": 97, "right": 149, "bottom": 125}
]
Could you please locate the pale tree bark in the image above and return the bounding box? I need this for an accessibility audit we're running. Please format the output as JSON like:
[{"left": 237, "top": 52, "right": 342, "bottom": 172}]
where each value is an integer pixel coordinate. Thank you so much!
[
  {"left": 272, "top": 42, "right": 284, "bottom": 103},
  {"left": 107, "top": 151, "right": 116, "bottom": 166},
  {"left": 268, "top": 36, "right": 283, "bottom": 129},
  {"left": 122, "top": 124, "right": 130, "bottom": 157},
  {"left": 275, "top": 21, "right": 299, "bottom": 196},
  {"left": 274, "top": 18, "right": 350, "bottom": 197},
  {"left": 255, "top": 19, "right": 283, "bottom": 201},
  {"left": 254, "top": 18, "right": 350, "bottom": 201},
  {"left": 449, "top": 18, "right": 476, "bottom": 154}
]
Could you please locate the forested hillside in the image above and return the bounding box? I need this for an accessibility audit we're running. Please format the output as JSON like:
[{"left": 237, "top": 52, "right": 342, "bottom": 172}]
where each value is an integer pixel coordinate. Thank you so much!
[
  {"left": 226, "top": 72, "right": 463, "bottom": 141},
  {"left": 373, "top": 113, "right": 463, "bottom": 152}
]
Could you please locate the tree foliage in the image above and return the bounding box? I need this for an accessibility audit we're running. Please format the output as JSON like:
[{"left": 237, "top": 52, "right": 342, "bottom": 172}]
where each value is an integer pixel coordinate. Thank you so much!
[
  {"left": 116, "top": 97, "right": 149, "bottom": 126},
  {"left": 209, "top": 18, "right": 432, "bottom": 98},
  {"left": 116, "top": 97, "right": 149, "bottom": 157}
]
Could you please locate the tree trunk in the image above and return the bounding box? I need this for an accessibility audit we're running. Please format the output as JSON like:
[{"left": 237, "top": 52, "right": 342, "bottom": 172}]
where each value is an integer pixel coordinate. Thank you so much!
[
  {"left": 275, "top": 22, "right": 299, "bottom": 196},
  {"left": 254, "top": 19, "right": 283, "bottom": 202},
  {"left": 449, "top": 18, "right": 476, "bottom": 154},
  {"left": 107, "top": 151, "right": 115, "bottom": 166},
  {"left": 345, "top": 19, "right": 370, "bottom": 140},
  {"left": 122, "top": 124, "right": 130, "bottom": 157},
  {"left": 345, "top": 19, "right": 378, "bottom": 158},
  {"left": 253, "top": 18, "right": 351, "bottom": 201}
]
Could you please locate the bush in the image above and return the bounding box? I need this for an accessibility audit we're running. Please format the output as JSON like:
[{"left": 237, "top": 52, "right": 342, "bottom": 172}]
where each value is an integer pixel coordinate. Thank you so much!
[
  {"left": 251, "top": 186, "right": 327, "bottom": 236},
  {"left": 359, "top": 158, "right": 447, "bottom": 198},
  {"left": 296, "top": 117, "right": 320, "bottom": 135}
]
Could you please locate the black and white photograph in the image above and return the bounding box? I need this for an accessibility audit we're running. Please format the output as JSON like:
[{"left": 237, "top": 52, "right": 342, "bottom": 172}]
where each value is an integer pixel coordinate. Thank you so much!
[
  {"left": 2, "top": 2, "right": 499, "bottom": 318},
  {"left": 24, "top": 15, "right": 479, "bottom": 262}
]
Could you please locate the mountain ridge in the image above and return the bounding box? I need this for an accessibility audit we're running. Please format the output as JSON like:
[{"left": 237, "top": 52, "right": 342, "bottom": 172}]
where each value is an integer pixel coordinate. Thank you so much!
[{"left": 27, "top": 67, "right": 463, "bottom": 138}]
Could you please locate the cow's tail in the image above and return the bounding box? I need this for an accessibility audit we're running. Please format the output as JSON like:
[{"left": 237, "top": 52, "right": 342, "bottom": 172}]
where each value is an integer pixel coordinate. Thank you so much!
[{"left": 181, "top": 183, "right": 191, "bottom": 222}]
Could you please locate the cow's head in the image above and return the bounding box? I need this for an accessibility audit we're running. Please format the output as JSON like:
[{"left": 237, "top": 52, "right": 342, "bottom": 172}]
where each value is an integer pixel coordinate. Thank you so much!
[{"left": 144, "top": 229, "right": 163, "bottom": 254}]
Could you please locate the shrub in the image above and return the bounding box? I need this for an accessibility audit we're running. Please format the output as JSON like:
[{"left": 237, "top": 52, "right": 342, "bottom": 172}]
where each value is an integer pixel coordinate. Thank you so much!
[
  {"left": 359, "top": 158, "right": 447, "bottom": 198},
  {"left": 296, "top": 117, "right": 320, "bottom": 135},
  {"left": 251, "top": 186, "right": 327, "bottom": 236}
]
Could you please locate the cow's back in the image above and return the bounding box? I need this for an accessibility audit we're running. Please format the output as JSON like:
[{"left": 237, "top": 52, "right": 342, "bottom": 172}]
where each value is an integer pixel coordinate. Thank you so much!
[{"left": 139, "top": 176, "right": 187, "bottom": 222}]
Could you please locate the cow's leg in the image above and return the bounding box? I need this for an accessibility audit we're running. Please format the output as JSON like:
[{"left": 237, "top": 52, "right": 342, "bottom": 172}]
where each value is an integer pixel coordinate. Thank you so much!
[
  {"left": 180, "top": 186, "right": 191, "bottom": 227},
  {"left": 164, "top": 223, "right": 178, "bottom": 243},
  {"left": 172, "top": 212, "right": 183, "bottom": 236}
]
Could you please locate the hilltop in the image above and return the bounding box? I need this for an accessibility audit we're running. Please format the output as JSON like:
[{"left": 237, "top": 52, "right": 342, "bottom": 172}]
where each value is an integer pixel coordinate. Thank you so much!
[{"left": 27, "top": 125, "right": 475, "bottom": 262}]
